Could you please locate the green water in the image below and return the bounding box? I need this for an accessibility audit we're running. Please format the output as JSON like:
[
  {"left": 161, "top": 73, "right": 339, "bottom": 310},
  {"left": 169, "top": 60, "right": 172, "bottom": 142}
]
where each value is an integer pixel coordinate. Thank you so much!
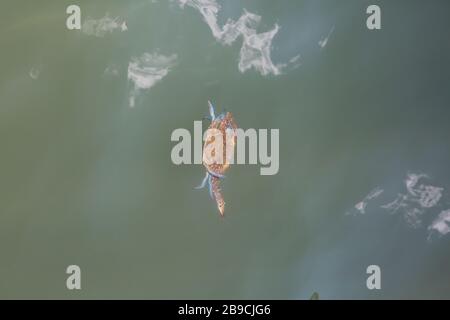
[{"left": 1, "top": 0, "right": 450, "bottom": 299}]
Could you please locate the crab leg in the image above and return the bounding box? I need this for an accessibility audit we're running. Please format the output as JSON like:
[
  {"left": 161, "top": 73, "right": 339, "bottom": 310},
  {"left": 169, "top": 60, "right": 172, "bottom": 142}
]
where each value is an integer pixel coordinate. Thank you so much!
[
  {"left": 207, "top": 169, "right": 226, "bottom": 179},
  {"left": 208, "top": 100, "right": 216, "bottom": 121},
  {"left": 208, "top": 174, "right": 214, "bottom": 199},
  {"left": 195, "top": 172, "right": 209, "bottom": 189}
]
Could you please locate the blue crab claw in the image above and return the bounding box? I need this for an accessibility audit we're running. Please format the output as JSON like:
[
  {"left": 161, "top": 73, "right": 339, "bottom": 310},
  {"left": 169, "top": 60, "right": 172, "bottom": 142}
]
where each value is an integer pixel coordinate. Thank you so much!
[
  {"left": 208, "top": 100, "right": 216, "bottom": 121},
  {"left": 195, "top": 172, "right": 209, "bottom": 189}
]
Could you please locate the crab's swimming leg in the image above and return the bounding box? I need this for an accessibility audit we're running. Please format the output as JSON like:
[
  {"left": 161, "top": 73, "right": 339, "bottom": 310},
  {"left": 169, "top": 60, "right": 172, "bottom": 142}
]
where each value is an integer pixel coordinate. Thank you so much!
[
  {"left": 208, "top": 174, "right": 214, "bottom": 199},
  {"left": 195, "top": 172, "right": 209, "bottom": 189},
  {"left": 208, "top": 100, "right": 216, "bottom": 121},
  {"left": 207, "top": 169, "right": 226, "bottom": 179}
]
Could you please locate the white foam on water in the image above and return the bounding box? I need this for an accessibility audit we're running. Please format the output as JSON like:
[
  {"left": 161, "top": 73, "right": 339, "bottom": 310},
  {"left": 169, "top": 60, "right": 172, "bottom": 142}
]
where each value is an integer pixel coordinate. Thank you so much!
[
  {"left": 381, "top": 173, "right": 444, "bottom": 231},
  {"left": 367, "top": 187, "right": 384, "bottom": 200},
  {"left": 289, "top": 55, "right": 302, "bottom": 70},
  {"left": 289, "top": 55, "right": 301, "bottom": 63},
  {"left": 178, "top": 0, "right": 287, "bottom": 76},
  {"left": 127, "top": 52, "right": 177, "bottom": 107},
  {"left": 403, "top": 207, "right": 424, "bottom": 229},
  {"left": 82, "top": 14, "right": 128, "bottom": 37},
  {"left": 381, "top": 193, "right": 408, "bottom": 214},
  {"left": 428, "top": 209, "right": 450, "bottom": 237},
  {"left": 405, "top": 173, "right": 427, "bottom": 196},
  {"left": 416, "top": 185, "right": 443, "bottom": 208},
  {"left": 349, "top": 187, "right": 384, "bottom": 215},
  {"left": 104, "top": 64, "right": 119, "bottom": 77},
  {"left": 354, "top": 201, "right": 367, "bottom": 214},
  {"left": 318, "top": 26, "right": 335, "bottom": 49},
  {"left": 382, "top": 173, "right": 443, "bottom": 215},
  {"left": 29, "top": 66, "right": 42, "bottom": 80},
  {"left": 403, "top": 173, "right": 443, "bottom": 208},
  {"left": 349, "top": 172, "right": 449, "bottom": 241}
]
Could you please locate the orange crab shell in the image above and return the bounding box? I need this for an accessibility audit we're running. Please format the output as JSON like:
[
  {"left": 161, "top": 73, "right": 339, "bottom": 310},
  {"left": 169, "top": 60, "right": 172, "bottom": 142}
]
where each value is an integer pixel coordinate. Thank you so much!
[{"left": 202, "top": 112, "right": 238, "bottom": 175}]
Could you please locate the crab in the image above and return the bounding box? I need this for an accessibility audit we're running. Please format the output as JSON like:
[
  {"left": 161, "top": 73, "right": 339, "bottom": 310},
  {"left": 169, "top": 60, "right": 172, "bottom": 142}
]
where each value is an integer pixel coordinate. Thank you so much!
[{"left": 196, "top": 101, "right": 238, "bottom": 216}]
